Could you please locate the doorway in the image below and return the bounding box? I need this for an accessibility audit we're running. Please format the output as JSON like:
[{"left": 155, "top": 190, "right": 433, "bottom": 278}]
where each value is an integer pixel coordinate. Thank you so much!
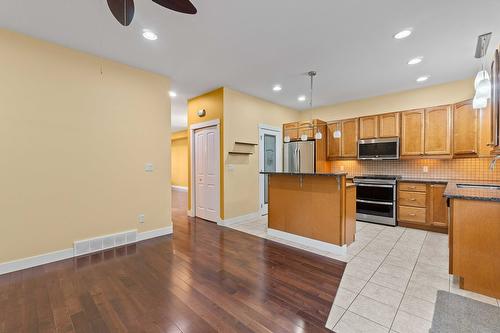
[
  {"left": 259, "top": 125, "right": 282, "bottom": 216},
  {"left": 190, "top": 120, "right": 220, "bottom": 223}
]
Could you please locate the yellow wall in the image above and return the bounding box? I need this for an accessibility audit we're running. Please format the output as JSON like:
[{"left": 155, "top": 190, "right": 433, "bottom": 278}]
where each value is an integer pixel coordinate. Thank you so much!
[
  {"left": 171, "top": 131, "right": 188, "bottom": 187},
  {"left": 0, "top": 29, "right": 171, "bottom": 263},
  {"left": 302, "top": 78, "right": 474, "bottom": 121},
  {"left": 187, "top": 88, "right": 224, "bottom": 217},
  {"left": 223, "top": 88, "right": 297, "bottom": 219}
]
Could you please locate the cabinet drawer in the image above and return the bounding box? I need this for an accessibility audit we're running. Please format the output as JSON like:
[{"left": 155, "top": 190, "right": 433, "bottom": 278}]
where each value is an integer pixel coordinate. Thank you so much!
[
  {"left": 399, "top": 182, "right": 426, "bottom": 192},
  {"left": 399, "top": 191, "right": 427, "bottom": 208},
  {"left": 399, "top": 206, "right": 426, "bottom": 224}
]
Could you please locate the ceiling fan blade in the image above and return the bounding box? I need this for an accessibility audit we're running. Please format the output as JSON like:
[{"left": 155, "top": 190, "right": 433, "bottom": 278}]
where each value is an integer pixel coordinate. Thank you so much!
[
  {"left": 151, "top": 0, "right": 197, "bottom": 15},
  {"left": 107, "top": 0, "right": 135, "bottom": 26}
]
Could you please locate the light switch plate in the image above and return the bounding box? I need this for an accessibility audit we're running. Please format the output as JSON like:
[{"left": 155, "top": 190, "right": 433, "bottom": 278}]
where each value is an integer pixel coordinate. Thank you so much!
[
  {"left": 423, "top": 166, "right": 429, "bottom": 173},
  {"left": 145, "top": 163, "right": 154, "bottom": 172}
]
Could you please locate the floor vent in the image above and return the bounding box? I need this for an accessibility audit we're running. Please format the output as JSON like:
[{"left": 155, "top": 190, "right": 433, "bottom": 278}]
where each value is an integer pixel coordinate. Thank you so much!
[{"left": 74, "top": 230, "right": 138, "bottom": 256}]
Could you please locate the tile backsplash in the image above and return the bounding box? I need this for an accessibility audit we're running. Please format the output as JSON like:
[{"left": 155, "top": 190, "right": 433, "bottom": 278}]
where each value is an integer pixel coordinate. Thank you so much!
[{"left": 332, "top": 157, "right": 500, "bottom": 181}]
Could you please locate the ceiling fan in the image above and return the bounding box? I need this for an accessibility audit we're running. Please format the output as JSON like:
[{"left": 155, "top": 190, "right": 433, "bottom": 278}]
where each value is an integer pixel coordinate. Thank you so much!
[{"left": 107, "top": 0, "right": 197, "bottom": 26}]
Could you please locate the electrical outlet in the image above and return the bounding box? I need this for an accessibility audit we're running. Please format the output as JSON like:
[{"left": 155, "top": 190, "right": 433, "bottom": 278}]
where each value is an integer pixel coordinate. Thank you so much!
[
  {"left": 340, "top": 165, "right": 345, "bottom": 171},
  {"left": 145, "top": 163, "right": 154, "bottom": 172},
  {"left": 423, "top": 166, "right": 429, "bottom": 173},
  {"left": 138, "top": 214, "right": 145, "bottom": 224}
]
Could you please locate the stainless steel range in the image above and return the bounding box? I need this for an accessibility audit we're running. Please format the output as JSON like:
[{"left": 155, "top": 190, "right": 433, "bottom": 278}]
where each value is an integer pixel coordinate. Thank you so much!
[{"left": 353, "top": 175, "right": 400, "bottom": 226}]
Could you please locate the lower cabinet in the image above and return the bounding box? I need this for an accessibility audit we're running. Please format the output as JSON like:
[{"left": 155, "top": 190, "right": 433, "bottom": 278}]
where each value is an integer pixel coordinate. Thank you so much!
[{"left": 398, "top": 182, "right": 448, "bottom": 233}]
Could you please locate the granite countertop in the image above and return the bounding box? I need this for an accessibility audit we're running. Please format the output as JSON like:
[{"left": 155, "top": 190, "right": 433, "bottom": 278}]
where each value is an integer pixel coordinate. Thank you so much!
[
  {"left": 260, "top": 171, "right": 348, "bottom": 177},
  {"left": 444, "top": 181, "right": 500, "bottom": 202},
  {"left": 398, "top": 178, "right": 449, "bottom": 184}
]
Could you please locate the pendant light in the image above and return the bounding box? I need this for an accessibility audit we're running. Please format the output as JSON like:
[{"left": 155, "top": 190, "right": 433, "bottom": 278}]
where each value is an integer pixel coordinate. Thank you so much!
[
  {"left": 305, "top": 71, "right": 323, "bottom": 140},
  {"left": 473, "top": 33, "right": 493, "bottom": 108}
]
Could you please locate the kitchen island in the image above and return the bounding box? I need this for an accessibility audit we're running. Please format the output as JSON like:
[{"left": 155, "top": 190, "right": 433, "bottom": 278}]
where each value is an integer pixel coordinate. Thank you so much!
[
  {"left": 445, "top": 181, "right": 500, "bottom": 298},
  {"left": 261, "top": 172, "right": 356, "bottom": 254}
]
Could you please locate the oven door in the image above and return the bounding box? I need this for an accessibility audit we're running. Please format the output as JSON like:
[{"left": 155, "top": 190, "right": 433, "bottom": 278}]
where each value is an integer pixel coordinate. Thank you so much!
[{"left": 355, "top": 183, "right": 396, "bottom": 225}]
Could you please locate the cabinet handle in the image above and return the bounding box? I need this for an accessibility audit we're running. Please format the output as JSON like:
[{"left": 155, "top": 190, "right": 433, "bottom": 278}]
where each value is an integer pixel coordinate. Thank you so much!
[
  {"left": 409, "top": 213, "right": 416, "bottom": 216},
  {"left": 409, "top": 186, "right": 416, "bottom": 189},
  {"left": 410, "top": 198, "right": 417, "bottom": 201}
]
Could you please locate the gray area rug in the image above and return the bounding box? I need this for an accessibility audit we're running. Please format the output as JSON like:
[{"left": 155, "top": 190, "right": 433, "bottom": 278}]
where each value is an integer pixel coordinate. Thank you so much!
[{"left": 430, "top": 290, "right": 500, "bottom": 333}]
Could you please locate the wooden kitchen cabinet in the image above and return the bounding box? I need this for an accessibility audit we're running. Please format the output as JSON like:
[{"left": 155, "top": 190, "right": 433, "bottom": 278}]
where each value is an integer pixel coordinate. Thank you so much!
[
  {"left": 298, "top": 120, "right": 314, "bottom": 140},
  {"left": 327, "top": 122, "right": 341, "bottom": 159},
  {"left": 359, "top": 116, "right": 379, "bottom": 139},
  {"left": 341, "top": 118, "right": 358, "bottom": 158},
  {"left": 283, "top": 122, "right": 298, "bottom": 141},
  {"left": 429, "top": 184, "right": 448, "bottom": 228},
  {"left": 378, "top": 112, "right": 400, "bottom": 138},
  {"left": 401, "top": 109, "right": 425, "bottom": 156},
  {"left": 398, "top": 181, "right": 448, "bottom": 233},
  {"left": 453, "top": 100, "right": 479, "bottom": 157},
  {"left": 425, "top": 105, "right": 452, "bottom": 156}
]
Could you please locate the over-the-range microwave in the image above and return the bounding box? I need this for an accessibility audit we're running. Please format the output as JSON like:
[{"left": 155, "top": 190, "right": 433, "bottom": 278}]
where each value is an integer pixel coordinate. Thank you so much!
[{"left": 358, "top": 137, "right": 399, "bottom": 160}]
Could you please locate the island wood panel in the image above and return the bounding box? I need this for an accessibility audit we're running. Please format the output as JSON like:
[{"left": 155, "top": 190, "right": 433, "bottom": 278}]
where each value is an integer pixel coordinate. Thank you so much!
[
  {"left": 425, "top": 105, "right": 452, "bottom": 156},
  {"left": 379, "top": 112, "right": 400, "bottom": 138},
  {"left": 268, "top": 175, "right": 345, "bottom": 246},
  {"left": 345, "top": 186, "right": 357, "bottom": 245},
  {"left": 451, "top": 199, "right": 500, "bottom": 298}
]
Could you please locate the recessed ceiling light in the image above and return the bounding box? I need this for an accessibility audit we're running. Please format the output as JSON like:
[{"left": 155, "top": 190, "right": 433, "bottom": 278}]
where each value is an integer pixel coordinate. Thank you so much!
[
  {"left": 142, "top": 29, "right": 158, "bottom": 41},
  {"left": 273, "top": 85, "right": 282, "bottom": 92},
  {"left": 394, "top": 29, "right": 412, "bottom": 40},
  {"left": 298, "top": 95, "right": 306, "bottom": 102},
  {"left": 169, "top": 91, "right": 177, "bottom": 97},
  {"left": 408, "top": 57, "right": 423, "bottom": 65},
  {"left": 416, "top": 75, "right": 430, "bottom": 83}
]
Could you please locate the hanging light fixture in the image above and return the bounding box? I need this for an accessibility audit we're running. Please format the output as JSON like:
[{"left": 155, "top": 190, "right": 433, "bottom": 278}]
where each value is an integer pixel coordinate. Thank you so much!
[
  {"left": 305, "top": 71, "right": 324, "bottom": 140},
  {"left": 473, "top": 33, "right": 493, "bottom": 108}
]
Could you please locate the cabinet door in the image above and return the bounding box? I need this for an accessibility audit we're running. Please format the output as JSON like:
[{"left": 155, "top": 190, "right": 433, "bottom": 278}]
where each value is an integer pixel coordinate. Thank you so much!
[
  {"left": 359, "top": 116, "right": 378, "bottom": 139},
  {"left": 453, "top": 100, "right": 479, "bottom": 156},
  {"left": 341, "top": 119, "right": 358, "bottom": 158},
  {"left": 379, "top": 112, "right": 400, "bottom": 138},
  {"left": 425, "top": 105, "right": 452, "bottom": 156},
  {"left": 283, "top": 122, "right": 298, "bottom": 141},
  {"left": 429, "top": 184, "right": 448, "bottom": 229},
  {"left": 298, "top": 121, "right": 314, "bottom": 140},
  {"left": 327, "top": 122, "right": 341, "bottom": 159},
  {"left": 401, "top": 110, "right": 425, "bottom": 156}
]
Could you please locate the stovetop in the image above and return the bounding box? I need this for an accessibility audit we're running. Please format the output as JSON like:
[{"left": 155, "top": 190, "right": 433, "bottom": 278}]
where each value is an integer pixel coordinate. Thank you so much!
[{"left": 353, "top": 175, "right": 402, "bottom": 180}]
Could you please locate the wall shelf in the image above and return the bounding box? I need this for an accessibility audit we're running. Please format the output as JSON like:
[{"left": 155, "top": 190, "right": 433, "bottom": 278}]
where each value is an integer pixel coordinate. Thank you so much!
[{"left": 234, "top": 141, "right": 258, "bottom": 146}]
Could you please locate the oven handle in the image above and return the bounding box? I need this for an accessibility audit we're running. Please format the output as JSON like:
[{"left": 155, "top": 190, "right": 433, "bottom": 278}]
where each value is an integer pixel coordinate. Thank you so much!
[
  {"left": 356, "top": 199, "right": 394, "bottom": 206},
  {"left": 355, "top": 183, "right": 394, "bottom": 188}
]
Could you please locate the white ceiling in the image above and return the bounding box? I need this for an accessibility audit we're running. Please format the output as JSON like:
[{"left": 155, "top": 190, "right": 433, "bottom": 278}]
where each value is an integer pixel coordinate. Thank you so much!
[{"left": 2, "top": 0, "right": 500, "bottom": 131}]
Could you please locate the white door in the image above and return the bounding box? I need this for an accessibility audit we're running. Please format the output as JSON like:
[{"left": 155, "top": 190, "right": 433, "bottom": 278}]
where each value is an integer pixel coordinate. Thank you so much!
[
  {"left": 259, "top": 126, "right": 282, "bottom": 215},
  {"left": 194, "top": 126, "right": 219, "bottom": 222}
]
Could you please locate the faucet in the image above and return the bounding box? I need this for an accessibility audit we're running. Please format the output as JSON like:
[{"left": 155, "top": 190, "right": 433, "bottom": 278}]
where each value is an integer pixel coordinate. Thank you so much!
[{"left": 490, "top": 155, "right": 500, "bottom": 171}]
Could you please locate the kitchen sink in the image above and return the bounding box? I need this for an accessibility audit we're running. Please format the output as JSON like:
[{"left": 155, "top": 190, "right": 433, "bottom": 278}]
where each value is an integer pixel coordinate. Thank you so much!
[{"left": 456, "top": 184, "right": 500, "bottom": 190}]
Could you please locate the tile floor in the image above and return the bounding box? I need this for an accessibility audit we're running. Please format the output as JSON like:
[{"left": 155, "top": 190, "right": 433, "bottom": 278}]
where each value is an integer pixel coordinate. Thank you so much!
[{"left": 228, "top": 218, "right": 500, "bottom": 333}]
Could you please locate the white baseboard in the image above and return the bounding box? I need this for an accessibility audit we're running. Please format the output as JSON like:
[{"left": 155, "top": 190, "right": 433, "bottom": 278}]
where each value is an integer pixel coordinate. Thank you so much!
[
  {"left": 218, "top": 212, "right": 260, "bottom": 227},
  {"left": 0, "top": 225, "right": 174, "bottom": 276},
  {"left": 171, "top": 185, "right": 188, "bottom": 192},
  {"left": 268, "top": 228, "right": 347, "bottom": 255},
  {"left": 137, "top": 225, "right": 173, "bottom": 242}
]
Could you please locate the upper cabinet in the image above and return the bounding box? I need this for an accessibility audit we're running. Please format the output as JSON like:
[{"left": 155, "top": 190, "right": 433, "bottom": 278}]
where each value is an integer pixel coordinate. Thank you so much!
[
  {"left": 327, "top": 122, "right": 341, "bottom": 159},
  {"left": 359, "top": 116, "right": 378, "bottom": 139},
  {"left": 283, "top": 122, "right": 299, "bottom": 141},
  {"left": 425, "top": 105, "right": 452, "bottom": 156},
  {"left": 401, "top": 106, "right": 452, "bottom": 158},
  {"left": 378, "top": 113, "right": 400, "bottom": 138},
  {"left": 401, "top": 109, "right": 425, "bottom": 156},
  {"left": 359, "top": 113, "right": 400, "bottom": 139},
  {"left": 298, "top": 120, "right": 314, "bottom": 140},
  {"left": 453, "top": 100, "right": 478, "bottom": 156},
  {"left": 341, "top": 119, "right": 358, "bottom": 158}
]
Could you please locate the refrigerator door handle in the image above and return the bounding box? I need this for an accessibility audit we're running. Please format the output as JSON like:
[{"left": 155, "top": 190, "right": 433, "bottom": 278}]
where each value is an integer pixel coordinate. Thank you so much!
[{"left": 297, "top": 148, "right": 302, "bottom": 172}]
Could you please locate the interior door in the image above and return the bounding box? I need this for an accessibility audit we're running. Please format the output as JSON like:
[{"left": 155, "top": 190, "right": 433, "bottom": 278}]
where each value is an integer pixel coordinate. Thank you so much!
[
  {"left": 259, "top": 127, "right": 282, "bottom": 215},
  {"left": 195, "top": 126, "right": 219, "bottom": 222}
]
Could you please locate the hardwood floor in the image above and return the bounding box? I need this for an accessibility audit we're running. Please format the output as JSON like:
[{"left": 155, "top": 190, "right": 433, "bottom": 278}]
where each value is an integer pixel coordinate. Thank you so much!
[{"left": 0, "top": 191, "right": 345, "bottom": 332}]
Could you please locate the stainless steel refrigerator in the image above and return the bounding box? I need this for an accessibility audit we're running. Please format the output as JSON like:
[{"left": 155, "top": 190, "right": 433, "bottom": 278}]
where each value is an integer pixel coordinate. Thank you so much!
[{"left": 284, "top": 141, "right": 315, "bottom": 173}]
